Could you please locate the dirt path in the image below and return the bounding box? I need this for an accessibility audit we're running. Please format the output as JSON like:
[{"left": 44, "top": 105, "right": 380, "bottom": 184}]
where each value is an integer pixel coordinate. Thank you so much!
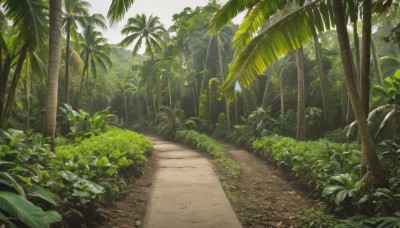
[
  {"left": 143, "top": 136, "right": 242, "bottom": 228},
  {"left": 222, "top": 144, "right": 315, "bottom": 227},
  {"left": 97, "top": 137, "right": 315, "bottom": 228}
]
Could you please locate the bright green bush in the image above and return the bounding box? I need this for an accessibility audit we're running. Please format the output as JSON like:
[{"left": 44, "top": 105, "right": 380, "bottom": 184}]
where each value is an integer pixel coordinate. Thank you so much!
[
  {"left": 52, "top": 127, "right": 152, "bottom": 224},
  {"left": 0, "top": 129, "right": 62, "bottom": 227},
  {"left": 252, "top": 135, "right": 360, "bottom": 192},
  {"left": 175, "top": 130, "right": 239, "bottom": 178},
  {"left": 176, "top": 130, "right": 226, "bottom": 158}
]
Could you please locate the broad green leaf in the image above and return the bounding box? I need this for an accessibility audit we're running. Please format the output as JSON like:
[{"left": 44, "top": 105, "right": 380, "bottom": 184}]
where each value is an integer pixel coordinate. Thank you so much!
[
  {"left": 335, "top": 189, "right": 348, "bottom": 205},
  {"left": 27, "top": 185, "right": 58, "bottom": 206},
  {"left": 0, "top": 191, "right": 61, "bottom": 228},
  {"left": 0, "top": 211, "right": 17, "bottom": 228},
  {"left": 58, "top": 170, "right": 78, "bottom": 182},
  {"left": 0, "top": 172, "right": 25, "bottom": 197}
]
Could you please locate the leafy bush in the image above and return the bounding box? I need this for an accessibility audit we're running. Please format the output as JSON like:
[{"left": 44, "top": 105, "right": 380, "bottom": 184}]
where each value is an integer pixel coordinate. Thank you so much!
[
  {"left": 156, "top": 106, "right": 199, "bottom": 139},
  {"left": 323, "top": 128, "right": 350, "bottom": 143},
  {"left": 0, "top": 129, "right": 62, "bottom": 227},
  {"left": 176, "top": 130, "right": 226, "bottom": 158},
  {"left": 213, "top": 112, "right": 229, "bottom": 139},
  {"left": 59, "top": 103, "right": 116, "bottom": 138},
  {"left": 52, "top": 127, "right": 152, "bottom": 224},
  {"left": 252, "top": 135, "right": 360, "bottom": 192},
  {"left": 175, "top": 130, "right": 239, "bottom": 178}
]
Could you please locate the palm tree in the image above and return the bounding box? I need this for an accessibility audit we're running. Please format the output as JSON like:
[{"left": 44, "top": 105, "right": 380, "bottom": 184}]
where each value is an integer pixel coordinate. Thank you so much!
[
  {"left": 208, "top": 0, "right": 387, "bottom": 185},
  {"left": 332, "top": 0, "right": 386, "bottom": 186},
  {"left": 296, "top": 47, "right": 306, "bottom": 140},
  {"left": 43, "top": 0, "right": 63, "bottom": 141},
  {"left": 63, "top": 0, "right": 107, "bottom": 105},
  {"left": 119, "top": 14, "right": 165, "bottom": 117},
  {"left": 76, "top": 26, "right": 111, "bottom": 110},
  {"left": 63, "top": 0, "right": 89, "bottom": 104},
  {"left": 119, "top": 14, "right": 165, "bottom": 59},
  {"left": 0, "top": 0, "right": 47, "bottom": 129}
]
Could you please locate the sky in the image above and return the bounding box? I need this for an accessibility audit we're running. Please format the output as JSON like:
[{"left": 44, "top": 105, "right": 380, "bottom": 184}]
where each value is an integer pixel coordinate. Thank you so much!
[{"left": 86, "top": 0, "right": 242, "bottom": 49}]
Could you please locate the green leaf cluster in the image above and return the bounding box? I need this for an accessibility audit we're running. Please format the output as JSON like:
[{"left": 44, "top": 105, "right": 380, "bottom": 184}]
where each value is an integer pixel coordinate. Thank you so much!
[
  {"left": 252, "top": 135, "right": 360, "bottom": 192},
  {"left": 175, "top": 130, "right": 240, "bottom": 179},
  {"left": 54, "top": 128, "right": 153, "bottom": 200},
  {"left": 0, "top": 129, "right": 61, "bottom": 227}
]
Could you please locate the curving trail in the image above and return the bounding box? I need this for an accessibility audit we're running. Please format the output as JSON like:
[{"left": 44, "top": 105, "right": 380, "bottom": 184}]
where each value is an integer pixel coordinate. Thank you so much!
[{"left": 143, "top": 136, "right": 242, "bottom": 228}]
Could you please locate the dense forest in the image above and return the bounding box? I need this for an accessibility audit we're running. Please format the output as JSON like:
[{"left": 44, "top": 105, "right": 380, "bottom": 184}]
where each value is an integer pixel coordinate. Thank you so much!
[{"left": 1, "top": 0, "right": 400, "bottom": 227}]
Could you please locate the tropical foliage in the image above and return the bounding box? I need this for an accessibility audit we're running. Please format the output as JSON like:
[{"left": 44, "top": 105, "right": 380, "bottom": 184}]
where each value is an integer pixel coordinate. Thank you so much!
[{"left": 1, "top": 0, "right": 400, "bottom": 226}]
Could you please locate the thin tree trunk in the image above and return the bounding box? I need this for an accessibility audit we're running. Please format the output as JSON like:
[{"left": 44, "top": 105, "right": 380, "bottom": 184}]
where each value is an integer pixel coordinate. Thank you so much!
[
  {"left": 90, "top": 77, "right": 97, "bottom": 113},
  {"left": 371, "top": 39, "right": 383, "bottom": 85},
  {"left": 312, "top": 28, "right": 331, "bottom": 130},
  {"left": 353, "top": 21, "right": 361, "bottom": 85},
  {"left": 64, "top": 17, "right": 71, "bottom": 104},
  {"left": 333, "top": 0, "right": 386, "bottom": 187},
  {"left": 360, "top": 0, "right": 372, "bottom": 176},
  {"left": 296, "top": 48, "right": 306, "bottom": 141},
  {"left": 24, "top": 61, "right": 31, "bottom": 130},
  {"left": 0, "top": 55, "right": 12, "bottom": 127},
  {"left": 280, "top": 73, "right": 285, "bottom": 116},
  {"left": 261, "top": 75, "right": 272, "bottom": 108},
  {"left": 77, "top": 53, "right": 89, "bottom": 109},
  {"left": 168, "top": 77, "right": 172, "bottom": 109},
  {"left": 2, "top": 45, "right": 28, "bottom": 128},
  {"left": 144, "top": 86, "right": 150, "bottom": 120},
  {"left": 217, "top": 36, "right": 230, "bottom": 131},
  {"left": 199, "top": 38, "right": 212, "bottom": 116},
  {"left": 44, "top": 0, "right": 63, "bottom": 141},
  {"left": 123, "top": 88, "right": 128, "bottom": 123}
]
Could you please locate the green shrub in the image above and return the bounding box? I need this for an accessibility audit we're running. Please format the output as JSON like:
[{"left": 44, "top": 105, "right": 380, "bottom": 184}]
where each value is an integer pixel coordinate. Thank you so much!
[
  {"left": 53, "top": 127, "right": 152, "bottom": 224},
  {"left": 175, "top": 130, "right": 240, "bottom": 179},
  {"left": 176, "top": 130, "right": 226, "bottom": 158},
  {"left": 323, "top": 128, "right": 350, "bottom": 143},
  {"left": 0, "top": 129, "right": 62, "bottom": 227},
  {"left": 252, "top": 135, "right": 360, "bottom": 192}
]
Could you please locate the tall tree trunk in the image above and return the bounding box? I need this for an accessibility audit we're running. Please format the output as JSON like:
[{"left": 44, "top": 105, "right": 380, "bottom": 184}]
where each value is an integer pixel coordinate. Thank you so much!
[
  {"left": 44, "top": 0, "right": 63, "bottom": 141},
  {"left": 24, "top": 62, "right": 30, "bottom": 130},
  {"left": 77, "top": 53, "right": 89, "bottom": 109},
  {"left": 123, "top": 88, "right": 128, "bottom": 123},
  {"left": 353, "top": 21, "right": 361, "bottom": 85},
  {"left": 261, "top": 75, "right": 272, "bottom": 108},
  {"left": 332, "top": 0, "right": 386, "bottom": 186},
  {"left": 2, "top": 45, "right": 28, "bottom": 128},
  {"left": 360, "top": 0, "right": 372, "bottom": 176},
  {"left": 144, "top": 86, "right": 150, "bottom": 120},
  {"left": 217, "top": 36, "right": 230, "bottom": 131},
  {"left": 371, "top": 39, "right": 383, "bottom": 85},
  {"left": 312, "top": 28, "right": 331, "bottom": 130},
  {"left": 280, "top": 73, "right": 285, "bottom": 116},
  {"left": 199, "top": 39, "right": 212, "bottom": 116},
  {"left": 0, "top": 55, "right": 12, "bottom": 128},
  {"left": 64, "top": 17, "right": 71, "bottom": 104},
  {"left": 168, "top": 77, "right": 172, "bottom": 109},
  {"left": 296, "top": 48, "right": 306, "bottom": 141},
  {"left": 90, "top": 77, "right": 97, "bottom": 113}
]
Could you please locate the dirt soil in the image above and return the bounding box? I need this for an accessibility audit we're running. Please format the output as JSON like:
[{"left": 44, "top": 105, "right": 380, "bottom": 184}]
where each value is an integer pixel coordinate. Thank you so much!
[
  {"left": 219, "top": 144, "right": 316, "bottom": 228},
  {"left": 96, "top": 151, "right": 157, "bottom": 228}
]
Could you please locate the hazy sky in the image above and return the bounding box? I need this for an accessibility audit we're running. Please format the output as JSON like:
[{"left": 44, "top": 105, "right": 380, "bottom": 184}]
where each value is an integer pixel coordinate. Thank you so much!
[{"left": 86, "top": 0, "right": 241, "bottom": 48}]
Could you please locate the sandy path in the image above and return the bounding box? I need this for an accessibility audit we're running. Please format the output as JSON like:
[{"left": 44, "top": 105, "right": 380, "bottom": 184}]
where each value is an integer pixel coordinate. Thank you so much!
[{"left": 143, "top": 136, "right": 242, "bottom": 228}]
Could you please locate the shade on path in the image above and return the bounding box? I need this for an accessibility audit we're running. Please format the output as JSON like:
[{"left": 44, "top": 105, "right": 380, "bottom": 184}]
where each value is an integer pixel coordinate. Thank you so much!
[{"left": 143, "top": 136, "right": 242, "bottom": 228}]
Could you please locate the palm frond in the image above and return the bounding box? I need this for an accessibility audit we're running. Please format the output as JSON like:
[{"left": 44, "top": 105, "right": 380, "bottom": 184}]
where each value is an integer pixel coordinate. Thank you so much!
[
  {"left": 221, "top": 0, "right": 333, "bottom": 91},
  {"left": 232, "top": 0, "right": 291, "bottom": 49},
  {"left": 3, "top": 0, "right": 48, "bottom": 47},
  {"left": 208, "top": 0, "right": 260, "bottom": 35},
  {"left": 107, "top": 0, "right": 135, "bottom": 25}
]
